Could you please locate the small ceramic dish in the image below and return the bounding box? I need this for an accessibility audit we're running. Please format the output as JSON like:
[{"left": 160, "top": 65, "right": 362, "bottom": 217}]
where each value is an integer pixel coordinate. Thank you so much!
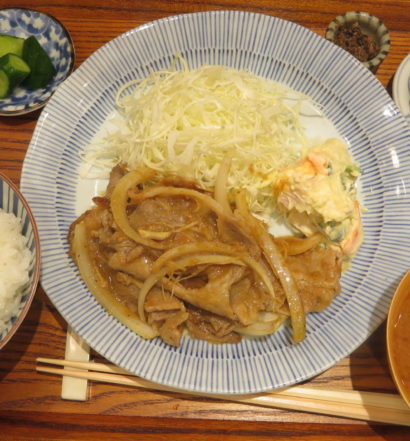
[
  {"left": 325, "top": 11, "right": 390, "bottom": 71},
  {"left": 0, "top": 172, "right": 41, "bottom": 350},
  {"left": 387, "top": 270, "right": 410, "bottom": 407},
  {"left": 392, "top": 53, "right": 410, "bottom": 121},
  {"left": 0, "top": 8, "right": 75, "bottom": 116}
]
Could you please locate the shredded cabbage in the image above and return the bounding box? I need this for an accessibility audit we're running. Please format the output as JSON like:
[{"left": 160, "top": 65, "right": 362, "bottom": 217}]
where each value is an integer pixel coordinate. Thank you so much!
[{"left": 80, "top": 58, "right": 314, "bottom": 216}]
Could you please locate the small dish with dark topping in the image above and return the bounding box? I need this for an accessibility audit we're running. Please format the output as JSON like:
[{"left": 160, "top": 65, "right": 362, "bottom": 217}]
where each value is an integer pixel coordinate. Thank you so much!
[{"left": 326, "top": 11, "right": 390, "bottom": 72}]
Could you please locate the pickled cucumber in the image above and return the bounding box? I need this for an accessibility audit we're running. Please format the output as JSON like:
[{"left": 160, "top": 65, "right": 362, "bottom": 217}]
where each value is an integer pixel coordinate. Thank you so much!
[
  {"left": 0, "top": 53, "right": 31, "bottom": 94},
  {"left": 22, "top": 36, "right": 56, "bottom": 89},
  {"left": 0, "top": 69, "right": 10, "bottom": 98},
  {"left": 0, "top": 34, "right": 24, "bottom": 58}
]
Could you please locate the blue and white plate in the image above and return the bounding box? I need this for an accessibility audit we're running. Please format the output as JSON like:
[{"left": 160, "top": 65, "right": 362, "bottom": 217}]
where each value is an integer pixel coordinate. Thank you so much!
[
  {"left": 21, "top": 11, "right": 410, "bottom": 394},
  {"left": 0, "top": 8, "right": 75, "bottom": 116}
]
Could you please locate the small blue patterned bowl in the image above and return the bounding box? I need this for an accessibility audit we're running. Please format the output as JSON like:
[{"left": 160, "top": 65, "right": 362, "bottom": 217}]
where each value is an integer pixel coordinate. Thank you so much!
[
  {"left": 0, "top": 8, "right": 75, "bottom": 116},
  {"left": 0, "top": 172, "right": 41, "bottom": 349}
]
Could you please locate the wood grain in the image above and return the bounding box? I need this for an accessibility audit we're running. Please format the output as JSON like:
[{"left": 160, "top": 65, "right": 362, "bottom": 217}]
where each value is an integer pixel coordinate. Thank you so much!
[
  {"left": 0, "top": 0, "right": 409, "bottom": 439},
  {"left": 1, "top": 411, "right": 410, "bottom": 441}
]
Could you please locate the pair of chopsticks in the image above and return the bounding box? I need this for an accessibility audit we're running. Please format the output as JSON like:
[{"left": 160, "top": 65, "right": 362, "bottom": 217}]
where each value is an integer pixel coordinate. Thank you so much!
[{"left": 36, "top": 357, "right": 410, "bottom": 426}]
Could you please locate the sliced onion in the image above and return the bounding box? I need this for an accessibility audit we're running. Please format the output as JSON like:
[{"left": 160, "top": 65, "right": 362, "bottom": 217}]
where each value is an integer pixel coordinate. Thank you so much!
[
  {"left": 151, "top": 241, "right": 276, "bottom": 304},
  {"left": 236, "top": 312, "right": 287, "bottom": 336},
  {"left": 138, "top": 254, "right": 245, "bottom": 321},
  {"left": 274, "top": 233, "right": 322, "bottom": 258},
  {"left": 71, "top": 221, "right": 158, "bottom": 339},
  {"left": 152, "top": 241, "right": 242, "bottom": 271},
  {"left": 214, "top": 155, "right": 233, "bottom": 214},
  {"left": 138, "top": 229, "right": 173, "bottom": 240},
  {"left": 132, "top": 185, "right": 257, "bottom": 246},
  {"left": 234, "top": 189, "right": 306, "bottom": 342},
  {"left": 110, "top": 167, "right": 169, "bottom": 249},
  {"left": 131, "top": 186, "right": 237, "bottom": 227},
  {"left": 214, "top": 155, "right": 233, "bottom": 238}
]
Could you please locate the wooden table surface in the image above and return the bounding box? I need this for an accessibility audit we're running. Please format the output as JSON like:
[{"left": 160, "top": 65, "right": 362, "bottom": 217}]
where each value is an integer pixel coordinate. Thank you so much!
[{"left": 1, "top": 0, "right": 410, "bottom": 439}]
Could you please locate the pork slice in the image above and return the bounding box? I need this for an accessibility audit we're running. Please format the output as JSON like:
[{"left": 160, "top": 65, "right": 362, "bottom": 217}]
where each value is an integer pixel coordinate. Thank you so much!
[
  {"left": 157, "top": 310, "right": 189, "bottom": 347},
  {"left": 145, "top": 288, "right": 185, "bottom": 313},
  {"left": 128, "top": 197, "right": 196, "bottom": 231},
  {"left": 229, "top": 276, "right": 272, "bottom": 326},
  {"left": 108, "top": 251, "right": 154, "bottom": 280},
  {"left": 186, "top": 306, "right": 241, "bottom": 344},
  {"left": 144, "top": 288, "right": 187, "bottom": 347},
  {"left": 164, "top": 264, "right": 246, "bottom": 321},
  {"left": 105, "top": 163, "right": 128, "bottom": 198},
  {"left": 286, "top": 247, "right": 342, "bottom": 313}
]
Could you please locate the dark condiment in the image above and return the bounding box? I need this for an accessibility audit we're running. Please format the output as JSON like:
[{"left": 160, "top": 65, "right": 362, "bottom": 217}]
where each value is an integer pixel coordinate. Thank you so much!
[{"left": 334, "top": 22, "right": 380, "bottom": 62}]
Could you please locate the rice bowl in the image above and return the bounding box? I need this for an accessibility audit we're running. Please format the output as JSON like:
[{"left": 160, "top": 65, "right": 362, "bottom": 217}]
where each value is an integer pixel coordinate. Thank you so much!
[{"left": 0, "top": 172, "right": 40, "bottom": 350}]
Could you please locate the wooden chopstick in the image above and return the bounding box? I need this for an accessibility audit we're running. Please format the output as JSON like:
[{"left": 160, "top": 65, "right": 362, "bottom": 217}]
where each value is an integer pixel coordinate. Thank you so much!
[
  {"left": 36, "top": 357, "right": 410, "bottom": 426},
  {"left": 37, "top": 357, "right": 407, "bottom": 409}
]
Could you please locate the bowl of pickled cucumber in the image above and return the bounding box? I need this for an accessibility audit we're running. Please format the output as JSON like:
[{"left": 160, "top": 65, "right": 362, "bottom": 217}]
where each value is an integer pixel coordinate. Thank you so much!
[{"left": 0, "top": 8, "right": 75, "bottom": 116}]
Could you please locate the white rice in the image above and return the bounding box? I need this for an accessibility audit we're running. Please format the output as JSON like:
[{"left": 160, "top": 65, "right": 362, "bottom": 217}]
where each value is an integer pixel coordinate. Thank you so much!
[{"left": 0, "top": 209, "right": 32, "bottom": 333}]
